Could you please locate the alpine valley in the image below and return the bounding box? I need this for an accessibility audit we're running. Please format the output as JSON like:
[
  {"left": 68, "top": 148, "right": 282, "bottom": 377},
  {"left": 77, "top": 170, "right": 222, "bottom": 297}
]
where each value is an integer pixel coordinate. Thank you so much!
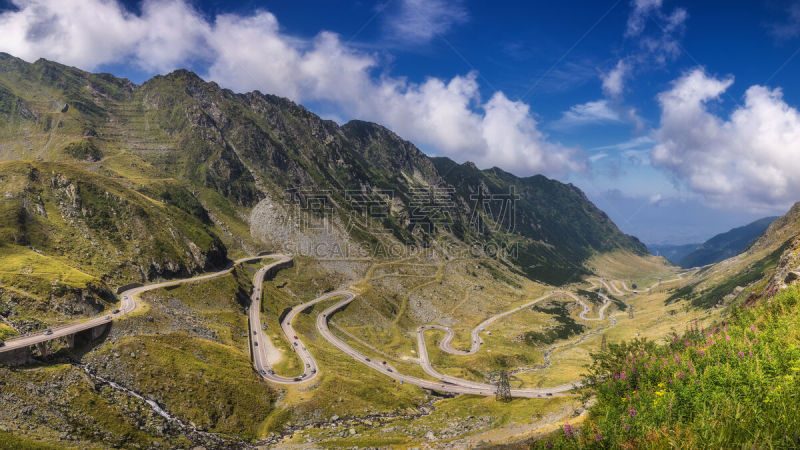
[{"left": 3, "top": 53, "right": 800, "bottom": 449}]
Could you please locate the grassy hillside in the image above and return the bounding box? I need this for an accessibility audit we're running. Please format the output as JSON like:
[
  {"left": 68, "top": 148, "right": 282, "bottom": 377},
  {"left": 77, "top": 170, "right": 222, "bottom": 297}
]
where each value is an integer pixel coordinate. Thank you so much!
[
  {"left": 0, "top": 160, "right": 229, "bottom": 330},
  {"left": 534, "top": 284, "right": 800, "bottom": 448},
  {"left": 661, "top": 204, "right": 800, "bottom": 310},
  {"left": 678, "top": 216, "right": 778, "bottom": 268}
]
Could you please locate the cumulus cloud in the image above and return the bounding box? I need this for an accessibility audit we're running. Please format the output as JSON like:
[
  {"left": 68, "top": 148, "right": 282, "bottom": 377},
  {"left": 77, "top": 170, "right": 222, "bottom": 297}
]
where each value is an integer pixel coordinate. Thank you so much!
[
  {"left": 652, "top": 68, "right": 800, "bottom": 211},
  {"left": 385, "top": 0, "right": 468, "bottom": 43},
  {"left": 0, "top": 0, "right": 582, "bottom": 177},
  {"left": 0, "top": 0, "right": 209, "bottom": 72}
]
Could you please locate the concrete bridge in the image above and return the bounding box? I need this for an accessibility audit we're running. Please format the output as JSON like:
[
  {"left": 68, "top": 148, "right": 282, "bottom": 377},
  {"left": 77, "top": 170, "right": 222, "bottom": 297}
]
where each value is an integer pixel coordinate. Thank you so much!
[
  {"left": 0, "top": 254, "right": 281, "bottom": 367},
  {"left": 0, "top": 322, "right": 110, "bottom": 366}
]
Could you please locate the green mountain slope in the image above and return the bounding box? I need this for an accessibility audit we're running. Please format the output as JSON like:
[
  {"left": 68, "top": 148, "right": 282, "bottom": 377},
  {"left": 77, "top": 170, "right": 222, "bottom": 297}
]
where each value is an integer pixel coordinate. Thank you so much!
[
  {"left": 535, "top": 206, "right": 800, "bottom": 448},
  {"left": 0, "top": 52, "right": 644, "bottom": 286},
  {"left": 678, "top": 216, "right": 778, "bottom": 268},
  {"left": 664, "top": 205, "right": 799, "bottom": 309},
  {"left": 647, "top": 242, "right": 701, "bottom": 264},
  {"left": 0, "top": 160, "right": 227, "bottom": 332},
  {"left": 432, "top": 157, "right": 648, "bottom": 283}
]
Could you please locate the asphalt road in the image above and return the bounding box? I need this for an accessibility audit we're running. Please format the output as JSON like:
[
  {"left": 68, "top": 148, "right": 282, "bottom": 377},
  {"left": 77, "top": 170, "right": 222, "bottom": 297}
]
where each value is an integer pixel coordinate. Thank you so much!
[
  {"left": 0, "top": 255, "right": 274, "bottom": 354},
  {"left": 316, "top": 292, "right": 585, "bottom": 398},
  {"left": 249, "top": 256, "right": 346, "bottom": 384},
  {"left": 2, "top": 252, "right": 641, "bottom": 400}
]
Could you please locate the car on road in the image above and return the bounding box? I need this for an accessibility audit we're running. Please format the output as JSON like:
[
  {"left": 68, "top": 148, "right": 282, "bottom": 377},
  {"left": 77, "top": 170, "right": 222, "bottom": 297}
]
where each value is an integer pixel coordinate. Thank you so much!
[
  {"left": 113, "top": 309, "right": 120, "bottom": 314},
  {"left": 253, "top": 331, "right": 257, "bottom": 335},
  {"left": 365, "top": 358, "right": 370, "bottom": 362},
  {"left": 260, "top": 369, "right": 266, "bottom": 375},
  {"left": 305, "top": 363, "right": 310, "bottom": 368},
  {"left": 0, "top": 342, "right": 5, "bottom": 347},
  {"left": 382, "top": 361, "right": 387, "bottom": 365},
  {"left": 311, "top": 369, "right": 316, "bottom": 374},
  {"left": 268, "top": 369, "right": 275, "bottom": 375},
  {"left": 254, "top": 342, "right": 258, "bottom": 346},
  {"left": 293, "top": 377, "right": 301, "bottom": 381},
  {"left": 546, "top": 393, "right": 552, "bottom": 397},
  {"left": 387, "top": 368, "right": 393, "bottom": 372},
  {"left": 45, "top": 330, "right": 53, "bottom": 335},
  {"left": 106, "top": 315, "right": 112, "bottom": 320},
  {"left": 293, "top": 342, "right": 298, "bottom": 346},
  {"left": 293, "top": 335, "right": 298, "bottom": 339}
]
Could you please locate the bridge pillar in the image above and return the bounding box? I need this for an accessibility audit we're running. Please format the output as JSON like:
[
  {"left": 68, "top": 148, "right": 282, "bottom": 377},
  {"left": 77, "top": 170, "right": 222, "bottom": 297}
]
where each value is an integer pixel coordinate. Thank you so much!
[
  {"left": 35, "top": 342, "right": 48, "bottom": 358},
  {"left": 91, "top": 323, "right": 109, "bottom": 340}
]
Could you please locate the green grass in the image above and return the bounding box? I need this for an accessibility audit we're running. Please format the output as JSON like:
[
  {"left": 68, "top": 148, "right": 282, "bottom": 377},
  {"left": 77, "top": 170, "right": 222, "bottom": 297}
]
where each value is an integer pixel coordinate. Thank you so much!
[
  {"left": 0, "top": 431, "right": 60, "bottom": 450},
  {"left": 666, "top": 240, "right": 791, "bottom": 308},
  {"left": 0, "top": 244, "right": 96, "bottom": 289},
  {"left": 88, "top": 333, "right": 277, "bottom": 440},
  {"left": 0, "top": 323, "right": 18, "bottom": 340},
  {"left": 0, "top": 364, "right": 176, "bottom": 449},
  {"left": 523, "top": 303, "right": 586, "bottom": 346},
  {"left": 532, "top": 284, "right": 800, "bottom": 448}
]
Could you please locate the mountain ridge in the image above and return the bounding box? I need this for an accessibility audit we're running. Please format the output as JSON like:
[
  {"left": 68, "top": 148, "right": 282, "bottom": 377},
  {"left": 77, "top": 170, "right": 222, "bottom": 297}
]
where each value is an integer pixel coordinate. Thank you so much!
[{"left": 0, "top": 52, "right": 646, "bottom": 288}]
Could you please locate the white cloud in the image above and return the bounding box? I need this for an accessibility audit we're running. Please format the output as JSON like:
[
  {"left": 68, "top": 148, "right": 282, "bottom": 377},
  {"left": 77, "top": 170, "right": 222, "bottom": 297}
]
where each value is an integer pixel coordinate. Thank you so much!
[
  {"left": 0, "top": 0, "right": 582, "bottom": 177},
  {"left": 0, "top": 0, "right": 208, "bottom": 72},
  {"left": 589, "top": 152, "right": 609, "bottom": 163},
  {"left": 591, "top": 136, "right": 655, "bottom": 152},
  {"left": 648, "top": 193, "right": 663, "bottom": 205},
  {"left": 626, "top": 0, "right": 663, "bottom": 37},
  {"left": 556, "top": 99, "right": 622, "bottom": 128},
  {"left": 652, "top": 68, "right": 800, "bottom": 211},
  {"left": 602, "top": 60, "right": 629, "bottom": 97},
  {"left": 769, "top": 2, "right": 800, "bottom": 40},
  {"left": 385, "top": 0, "right": 468, "bottom": 43},
  {"left": 603, "top": 0, "right": 687, "bottom": 99}
]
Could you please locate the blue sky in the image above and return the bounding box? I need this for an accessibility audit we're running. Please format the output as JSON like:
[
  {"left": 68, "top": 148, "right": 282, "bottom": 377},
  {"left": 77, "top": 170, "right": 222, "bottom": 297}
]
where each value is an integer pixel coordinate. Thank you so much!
[{"left": 2, "top": 0, "right": 800, "bottom": 244}]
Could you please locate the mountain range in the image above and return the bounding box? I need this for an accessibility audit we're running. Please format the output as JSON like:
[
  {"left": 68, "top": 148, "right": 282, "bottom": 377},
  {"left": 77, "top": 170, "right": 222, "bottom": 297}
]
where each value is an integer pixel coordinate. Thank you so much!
[
  {"left": 0, "top": 51, "right": 646, "bottom": 320},
  {"left": 649, "top": 216, "right": 777, "bottom": 268}
]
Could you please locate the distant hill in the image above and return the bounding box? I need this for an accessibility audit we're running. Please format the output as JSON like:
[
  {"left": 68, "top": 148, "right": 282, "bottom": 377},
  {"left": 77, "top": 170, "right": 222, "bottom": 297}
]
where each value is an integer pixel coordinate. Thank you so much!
[
  {"left": 677, "top": 217, "right": 778, "bottom": 268},
  {"left": 647, "top": 242, "right": 701, "bottom": 265}
]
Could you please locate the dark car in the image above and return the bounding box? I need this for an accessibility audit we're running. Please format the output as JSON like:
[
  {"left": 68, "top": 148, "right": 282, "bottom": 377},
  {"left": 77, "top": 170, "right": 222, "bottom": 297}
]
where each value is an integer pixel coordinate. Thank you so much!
[
  {"left": 0, "top": 342, "right": 5, "bottom": 347},
  {"left": 293, "top": 377, "right": 302, "bottom": 381},
  {"left": 254, "top": 342, "right": 259, "bottom": 346},
  {"left": 387, "top": 368, "right": 393, "bottom": 373},
  {"left": 365, "top": 358, "right": 371, "bottom": 362},
  {"left": 45, "top": 330, "right": 53, "bottom": 335},
  {"left": 113, "top": 309, "right": 120, "bottom": 314},
  {"left": 253, "top": 331, "right": 257, "bottom": 335},
  {"left": 268, "top": 369, "right": 275, "bottom": 375},
  {"left": 260, "top": 369, "right": 266, "bottom": 375}
]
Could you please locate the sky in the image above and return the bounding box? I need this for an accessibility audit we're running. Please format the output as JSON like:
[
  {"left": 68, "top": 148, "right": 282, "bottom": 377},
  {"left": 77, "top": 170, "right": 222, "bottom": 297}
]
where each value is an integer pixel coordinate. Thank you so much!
[{"left": 1, "top": 0, "right": 800, "bottom": 244}]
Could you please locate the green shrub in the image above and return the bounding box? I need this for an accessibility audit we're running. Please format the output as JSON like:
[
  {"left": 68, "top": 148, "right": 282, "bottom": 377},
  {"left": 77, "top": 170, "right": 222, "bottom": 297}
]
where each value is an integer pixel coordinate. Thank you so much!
[{"left": 532, "top": 285, "right": 800, "bottom": 448}]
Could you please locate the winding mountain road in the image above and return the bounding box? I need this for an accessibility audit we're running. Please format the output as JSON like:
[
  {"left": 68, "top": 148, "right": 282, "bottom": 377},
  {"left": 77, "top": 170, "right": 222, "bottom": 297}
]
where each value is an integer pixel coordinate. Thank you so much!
[
  {"left": 0, "top": 255, "right": 274, "bottom": 354},
  {"left": 2, "top": 252, "right": 645, "bottom": 400}
]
